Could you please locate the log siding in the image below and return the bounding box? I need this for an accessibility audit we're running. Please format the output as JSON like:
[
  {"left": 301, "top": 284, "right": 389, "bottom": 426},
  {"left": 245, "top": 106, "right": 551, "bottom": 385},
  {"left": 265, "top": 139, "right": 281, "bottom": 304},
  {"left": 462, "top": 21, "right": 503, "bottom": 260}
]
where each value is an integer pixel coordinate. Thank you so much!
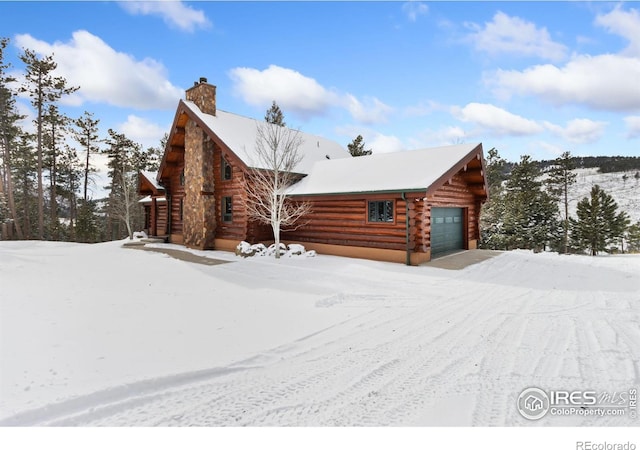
[{"left": 285, "top": 166, "right": 484, "bottom": 257}]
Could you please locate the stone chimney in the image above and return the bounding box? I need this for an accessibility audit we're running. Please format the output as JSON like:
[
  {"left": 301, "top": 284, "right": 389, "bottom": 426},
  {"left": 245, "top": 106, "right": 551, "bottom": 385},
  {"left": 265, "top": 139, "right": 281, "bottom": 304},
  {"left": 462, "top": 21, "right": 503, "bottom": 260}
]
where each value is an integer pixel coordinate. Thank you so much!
[
  {"left": 185, "top": 77, "right": 216, "bottom": 116},
  {"left": 182, "top": 76, "right": 217, "bottom": 250}
]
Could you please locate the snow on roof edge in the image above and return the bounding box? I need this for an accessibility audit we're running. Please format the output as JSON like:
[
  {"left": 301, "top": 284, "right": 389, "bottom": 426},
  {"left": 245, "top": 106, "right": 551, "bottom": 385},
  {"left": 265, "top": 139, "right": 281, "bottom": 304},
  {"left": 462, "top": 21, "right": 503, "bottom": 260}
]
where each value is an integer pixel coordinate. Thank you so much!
[
  {"left": 140, "top": 170, "right": 163, "bottom": 190},
  {"left": 287, "top": 143, "right": 482, "bottom": 196}
]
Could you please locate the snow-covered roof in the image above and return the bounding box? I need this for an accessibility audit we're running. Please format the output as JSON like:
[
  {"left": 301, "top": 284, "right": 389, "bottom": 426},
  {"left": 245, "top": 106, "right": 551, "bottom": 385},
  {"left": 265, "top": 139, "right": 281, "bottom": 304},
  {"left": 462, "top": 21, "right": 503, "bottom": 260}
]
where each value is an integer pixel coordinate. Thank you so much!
[
  {"left": 140, "top": 171, "right": 163, "bottom": 191},
  {"left": 138, "top": 195, "right": 166, "bottom": 204},
  {"left": 182, "top": 100, "right": 350, "bottom": 174},
  {"left": 287, "top": 143, "right": 482, "bottom": 196}
]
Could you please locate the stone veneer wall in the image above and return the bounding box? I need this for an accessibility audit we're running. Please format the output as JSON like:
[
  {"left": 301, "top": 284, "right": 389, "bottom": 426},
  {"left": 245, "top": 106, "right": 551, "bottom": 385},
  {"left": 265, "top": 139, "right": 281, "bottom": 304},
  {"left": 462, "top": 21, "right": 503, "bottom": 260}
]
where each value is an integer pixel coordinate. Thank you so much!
[{"left": 183, "top": 120, "right": 217, "bottom": 249}]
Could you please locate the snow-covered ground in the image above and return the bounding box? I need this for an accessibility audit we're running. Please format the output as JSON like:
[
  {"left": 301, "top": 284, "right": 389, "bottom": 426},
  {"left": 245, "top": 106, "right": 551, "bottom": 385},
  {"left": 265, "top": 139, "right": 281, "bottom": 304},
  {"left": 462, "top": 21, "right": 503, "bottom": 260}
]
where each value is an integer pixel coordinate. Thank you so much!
[{"left": 0, "top": 240, "right": 639, "bottom": 426}]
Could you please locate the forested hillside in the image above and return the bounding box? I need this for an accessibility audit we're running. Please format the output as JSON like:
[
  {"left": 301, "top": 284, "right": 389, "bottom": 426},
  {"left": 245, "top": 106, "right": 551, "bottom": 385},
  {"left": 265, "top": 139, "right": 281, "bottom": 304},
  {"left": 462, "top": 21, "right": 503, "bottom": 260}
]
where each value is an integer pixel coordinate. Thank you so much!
[
  {"left": 481, "top": 149, "right": 639, "bottom": 255},
  {"left": 0, "top": 37, "right": 164, "bottom": 242},
  {"left": 539, "top": 155, "right": 640, "bottom": 174}
]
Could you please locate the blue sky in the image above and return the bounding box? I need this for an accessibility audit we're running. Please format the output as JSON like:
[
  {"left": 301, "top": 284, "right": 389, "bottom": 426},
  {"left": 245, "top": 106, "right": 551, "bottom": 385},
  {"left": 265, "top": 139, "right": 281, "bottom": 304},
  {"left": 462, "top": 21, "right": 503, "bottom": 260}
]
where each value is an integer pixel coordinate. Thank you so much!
[{"left": 2, "top": 1, "right": 639, "bottom": 171}]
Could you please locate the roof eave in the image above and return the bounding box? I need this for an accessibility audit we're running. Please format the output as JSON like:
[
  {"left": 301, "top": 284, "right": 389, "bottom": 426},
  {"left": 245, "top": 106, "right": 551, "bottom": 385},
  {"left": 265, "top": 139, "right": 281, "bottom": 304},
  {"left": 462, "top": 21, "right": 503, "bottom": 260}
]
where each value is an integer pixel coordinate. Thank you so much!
[
  {"left": 424, "top": 143, "right": 487, "bottom": 199},
  {"left": 289, "top": 187, "right": 428, "bottom": 198}
]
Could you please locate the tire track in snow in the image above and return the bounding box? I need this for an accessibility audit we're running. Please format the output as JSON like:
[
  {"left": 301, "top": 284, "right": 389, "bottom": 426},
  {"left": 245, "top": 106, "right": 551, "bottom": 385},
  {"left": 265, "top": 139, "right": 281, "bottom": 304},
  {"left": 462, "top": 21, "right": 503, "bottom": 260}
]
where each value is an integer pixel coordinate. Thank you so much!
[
  {"left": 6, "top": 276, "right": 638, "bottom": 426},
  {"left": 39, "top": 289, "right": 484, "bottom": 425}
]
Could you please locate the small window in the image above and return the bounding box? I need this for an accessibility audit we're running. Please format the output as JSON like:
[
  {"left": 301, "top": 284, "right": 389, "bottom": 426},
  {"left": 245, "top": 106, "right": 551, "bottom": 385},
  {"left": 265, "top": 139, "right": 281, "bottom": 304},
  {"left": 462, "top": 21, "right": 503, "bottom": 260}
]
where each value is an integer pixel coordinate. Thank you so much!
[
  {"left": 368, "top": 200, "right": 394, "bottom": 223},
  {"left": 180, "top": 169, "right": 185, "bottom": 186},
  {"left": 222, "top": 157, "right": 232, "bottom": 181},
  {"left": 222, "top": 196, "right": 232, "bottom": 222},
  {"left": 179, "top": 198, "right": 184, "bottom": 220}
]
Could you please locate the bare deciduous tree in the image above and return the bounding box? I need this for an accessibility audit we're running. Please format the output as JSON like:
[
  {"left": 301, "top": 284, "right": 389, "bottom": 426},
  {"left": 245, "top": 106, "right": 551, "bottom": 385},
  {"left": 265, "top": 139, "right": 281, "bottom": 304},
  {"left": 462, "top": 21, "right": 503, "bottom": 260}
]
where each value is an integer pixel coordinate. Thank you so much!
[
  {"left": 112, "top": 169, "right": 139, "bottom": 240},
  {"left": 244, "top": 121, "right": 310, "bottom": 258}
]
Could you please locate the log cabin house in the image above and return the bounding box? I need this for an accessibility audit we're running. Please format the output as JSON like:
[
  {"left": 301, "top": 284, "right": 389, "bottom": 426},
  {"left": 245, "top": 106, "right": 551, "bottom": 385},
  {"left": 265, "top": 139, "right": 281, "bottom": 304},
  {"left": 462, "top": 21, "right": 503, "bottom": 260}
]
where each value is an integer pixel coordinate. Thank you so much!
[{"left": 140, "top": 78, "right": 488, "bottom": 264}]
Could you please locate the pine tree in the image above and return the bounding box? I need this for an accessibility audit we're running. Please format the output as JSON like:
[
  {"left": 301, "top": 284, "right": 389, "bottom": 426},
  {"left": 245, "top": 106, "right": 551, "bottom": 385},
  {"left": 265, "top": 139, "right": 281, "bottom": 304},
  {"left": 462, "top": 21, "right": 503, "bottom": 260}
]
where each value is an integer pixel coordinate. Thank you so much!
[
  {"left": 11, "top": 133, "right": 37, "bottom": 238},
  {"left": 73, "top": 111, "right": 100, "bottom": 202},
  {"left": 627, "top": 221, "right": 640, "bottom": 253},
  {"left": 0, "top": 37, "right": 24, "bottom": 239},
  {"left": 264, "top": 101, "right": 286, "bottom": 127},
  {"left": 570, "top": 185, "right": 630, "bottom": 255},
  {"left": 143, "top": 133, "right": 167, "bottom": 173},
  {"left": 43, "top": 104, "right": 69, "bottom": 240},
  {"left": 347, "top": 135, "right": 372, "bottom": 157},
  {"left": 545, "top": 151, "right": 577, "bottom": 254},
  {"left": 479, "top": 148, "right": 508, "bottom": 249},
  {"left": 19, "top": 48, "right": 79, "bottom": 239},
  {"left": 57, "top": 145, "right": 82, "bottom": 240},
  {"left": 76, "top": 199, "right": 101, "bottom": 243},
  {"left": 503, "top": 155, "right": 558, "bottom": 251}
]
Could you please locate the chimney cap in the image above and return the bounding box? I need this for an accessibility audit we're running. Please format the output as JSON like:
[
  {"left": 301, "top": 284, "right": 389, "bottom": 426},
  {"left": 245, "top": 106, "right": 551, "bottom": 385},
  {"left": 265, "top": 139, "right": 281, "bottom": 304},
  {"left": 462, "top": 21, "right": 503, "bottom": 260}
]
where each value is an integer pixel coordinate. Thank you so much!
[{"left": 199, "top": 77, "right": 208, "bottom": 84}]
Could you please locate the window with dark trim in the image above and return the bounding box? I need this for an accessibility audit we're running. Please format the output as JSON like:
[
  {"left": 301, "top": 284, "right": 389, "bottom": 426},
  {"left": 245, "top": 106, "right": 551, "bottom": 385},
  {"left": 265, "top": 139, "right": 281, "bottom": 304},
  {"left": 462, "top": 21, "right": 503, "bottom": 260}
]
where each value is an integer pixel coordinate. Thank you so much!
[
  {"left": 179, "top": 198, "right": 184, "bottom": 220},
  {"left": 368, "top": 200, "right": 394, "bottom": 223},
  {"left": 222, "top": 196, "right": 232, "bottom": 222},
  {"left": 222, "top": 157, "right": 232, "bottom": 181}
]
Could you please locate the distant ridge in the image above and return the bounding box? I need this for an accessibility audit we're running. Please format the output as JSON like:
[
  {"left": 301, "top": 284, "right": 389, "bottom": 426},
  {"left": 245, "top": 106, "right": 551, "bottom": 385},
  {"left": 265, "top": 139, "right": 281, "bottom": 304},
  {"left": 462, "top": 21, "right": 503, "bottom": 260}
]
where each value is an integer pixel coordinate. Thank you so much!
[{"left": 538, "top": 155, "right": 640, "bottom": 174}]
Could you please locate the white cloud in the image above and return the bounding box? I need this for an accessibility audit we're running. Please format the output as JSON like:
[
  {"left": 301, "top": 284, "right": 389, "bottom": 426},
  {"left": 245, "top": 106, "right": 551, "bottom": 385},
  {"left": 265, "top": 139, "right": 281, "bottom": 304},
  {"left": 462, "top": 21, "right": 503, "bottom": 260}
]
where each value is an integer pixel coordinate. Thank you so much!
[
  {"left": 229, "top": 64, "right": 393, "bottom": 124},
  {"left": 430, "top": 126, "right": 468, "bottom": 145},
  {"left": 229, "top": 65, "right": 338, "bottom": 119},
  {"left": 345, "top": 95, "right": 394, "bottom": 125},
  {"left": 15, "top": 31, "right": 183, "bottom": 110},
  {"left": 491, "top": 54, "right": 640, "bottom": 111},
  {"left": 543, "top": 118, "right": 607, "bottom": 144},
  {"left": 488, "top": 7, "right": 640, "bottom": 112},
  {"left": 595, "top": 6, "right": 640, "bottom": 57},
  {"left": 118, "top": 1, "right": 210, "bottom": 33},
  {"left": 408, "top": 126, "right": 470, "bottom": 149},
  {"left": 117, "top": 115, "right": 167, "bottom": 149},
  {"left": 624, "top": 116, "right": 640, "bottom": 138},
  {"left": 403, "top": 100, "right": 442, "bottom": 117},
  {"left": 537, "top": 141, "right": 568, "bottom": 158},
  {"left": 452, "top": 102, "right": 543, "bottom": 136},
  {"left": 466, "top": 11, "right": 567, "bottom": 61},
  {"left": 402, "top": 2, "right": 428, "bottom": 22},
  {"left": 368, "top": 132, "right": 405, "bottom": 154}
]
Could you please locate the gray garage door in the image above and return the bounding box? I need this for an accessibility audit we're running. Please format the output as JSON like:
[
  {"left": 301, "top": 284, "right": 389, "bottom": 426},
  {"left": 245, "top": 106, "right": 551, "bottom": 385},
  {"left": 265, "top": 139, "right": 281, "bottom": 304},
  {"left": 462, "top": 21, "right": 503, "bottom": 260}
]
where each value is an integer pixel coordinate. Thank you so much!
[{"left": 431, "top": 207, "right": 464, "bottom": 256}]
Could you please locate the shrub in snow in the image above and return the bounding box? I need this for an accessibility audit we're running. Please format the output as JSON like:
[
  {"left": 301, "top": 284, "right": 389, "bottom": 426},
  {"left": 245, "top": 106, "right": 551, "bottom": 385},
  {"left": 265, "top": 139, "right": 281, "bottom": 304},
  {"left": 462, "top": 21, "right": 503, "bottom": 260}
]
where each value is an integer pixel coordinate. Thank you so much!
[
  {"left": 266, "top": 243, "right": 287, "bottom": 257},
  {"left": 235, "top": 241, "right": 252, "bottom": 257},
  {"left": 236, "top": 241, "right": 316, "bottom": 258},
  {"left": 251, "top": 243, "right": 267, "bottom": 256},
  {"left": 235, "top": 241, "right": 268, "bottom": 257},
  {"left": 133, "top": 231, "right": 148, "bottom": 240},
  {"left": 287, "top": 244, "right": 306, "bottom": 256}
]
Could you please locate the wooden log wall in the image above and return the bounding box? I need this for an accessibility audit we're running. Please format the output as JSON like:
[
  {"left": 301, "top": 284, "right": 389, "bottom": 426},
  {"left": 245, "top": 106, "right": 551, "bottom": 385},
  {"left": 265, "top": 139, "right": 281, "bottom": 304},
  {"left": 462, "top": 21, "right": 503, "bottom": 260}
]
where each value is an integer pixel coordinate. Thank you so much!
[
  {"left": 283, "top": 195, "right": 412, "bottom": 251},
  {"left": 155, "top": 202, "right": 168, "bottom": 235},
  {"left": 166, "top": 162, "right": 185, "bottom": 235},
  {"left": 212, "top": 143, "right": 251, "bottom": 242},
  {"left": 285, "top": 170, "right": 484, "bottom": 255}
]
